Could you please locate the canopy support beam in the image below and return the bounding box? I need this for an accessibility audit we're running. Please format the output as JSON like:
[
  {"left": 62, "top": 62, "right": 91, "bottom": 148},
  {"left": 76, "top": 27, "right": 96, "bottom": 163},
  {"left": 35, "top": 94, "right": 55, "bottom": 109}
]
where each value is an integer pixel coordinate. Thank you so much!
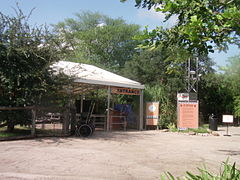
[
  {"left": 139, "top": 90, "right": 144, "bottom": 130},
  {"left": 106, "top": 86, "right": 111, "bottom": 131}
]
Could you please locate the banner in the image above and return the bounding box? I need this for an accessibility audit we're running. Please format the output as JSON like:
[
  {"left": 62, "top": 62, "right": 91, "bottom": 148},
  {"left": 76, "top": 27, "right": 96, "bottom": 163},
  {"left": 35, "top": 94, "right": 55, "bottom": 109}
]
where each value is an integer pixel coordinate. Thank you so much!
[
  {"left": 146, "top": 102, "right": 159, "bottom": 126},
  {"left": 111, "top": 87, "right": 140, "bottom": 95}
]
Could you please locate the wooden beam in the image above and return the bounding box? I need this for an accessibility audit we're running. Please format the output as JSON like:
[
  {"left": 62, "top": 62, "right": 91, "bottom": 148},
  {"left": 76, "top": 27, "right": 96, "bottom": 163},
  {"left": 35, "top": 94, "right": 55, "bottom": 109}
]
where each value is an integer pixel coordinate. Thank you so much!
[
  {"left": 0, "top": 106, "right": 34, "bottom": 110},
  {"left": 31, "top": 108, "right": 36, "bottom": 136}
]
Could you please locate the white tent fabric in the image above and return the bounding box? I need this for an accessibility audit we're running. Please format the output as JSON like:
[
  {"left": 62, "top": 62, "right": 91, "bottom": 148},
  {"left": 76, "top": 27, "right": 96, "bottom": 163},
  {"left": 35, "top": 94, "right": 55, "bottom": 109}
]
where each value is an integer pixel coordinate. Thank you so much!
[{"left": 51, "top": 61, "right": 144, "bottom": 89}]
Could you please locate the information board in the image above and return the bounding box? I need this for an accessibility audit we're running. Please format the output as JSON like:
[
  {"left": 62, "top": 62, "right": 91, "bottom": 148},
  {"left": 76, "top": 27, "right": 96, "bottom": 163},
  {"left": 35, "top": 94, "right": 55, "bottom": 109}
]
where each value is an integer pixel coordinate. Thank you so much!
[
  {"left": 146, "top": 102, "right": 159, "bottom": 126},
  {"left": 222, "top": 115, "right": 234, "bottom": 123},
  {"left": 178, "top": 101, "right": 199, "bottom": 129}
]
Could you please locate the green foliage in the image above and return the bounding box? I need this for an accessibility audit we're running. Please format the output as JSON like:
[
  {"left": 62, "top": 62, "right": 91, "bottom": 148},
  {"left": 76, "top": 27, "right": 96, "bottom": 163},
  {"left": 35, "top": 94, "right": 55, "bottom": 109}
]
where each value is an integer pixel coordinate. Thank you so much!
[
  {"left": 198, "top": 73, "right": 234, "bottom": 120},
  {"left": 0, "top": 126, "right": 31, "bottom": 137},
  {"left": 220, "top": 54, "right": 240, "bottom": 117},
  {"left": 0, "top": 7, "right": 65, "bottom": 130},
  {"left": 144, "top": 84, "right": 176, "bottom": 128},
  {"left": 54, "top": 11, "right": 141, "bottom": 73},
  {"left": 124, "top": 0, "right": 240, "bottom": 55},
  {"left": 161, "top": 160, "right": 240, "bottom": 180},
  {"left": 123, "top": 46, "right": 187, "bottom": 85},
  {"left": 167, "top": 122, "right": 176, "bottom": 131},
  {"left": 0, "top": 8, "right": 60, "bottom": 106},
  {"left": 234, "top": 96, "right": 240, "bottom": 117},
  {"left": 168, "top": 124, "right": 209, "bottom": 134}
]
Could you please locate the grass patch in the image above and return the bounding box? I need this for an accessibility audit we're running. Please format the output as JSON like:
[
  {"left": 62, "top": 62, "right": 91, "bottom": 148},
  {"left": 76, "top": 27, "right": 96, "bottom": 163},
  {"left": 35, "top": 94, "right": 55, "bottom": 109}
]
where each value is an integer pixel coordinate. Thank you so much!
[
  {"left": 0, "top": 126, "right": 31, "bottom": 138},
  {"left": 189, "top": 127, "right": 209, "bottom": 133},
  {"left": 168, "top": 124, "right": 209, "bottom": 133}
]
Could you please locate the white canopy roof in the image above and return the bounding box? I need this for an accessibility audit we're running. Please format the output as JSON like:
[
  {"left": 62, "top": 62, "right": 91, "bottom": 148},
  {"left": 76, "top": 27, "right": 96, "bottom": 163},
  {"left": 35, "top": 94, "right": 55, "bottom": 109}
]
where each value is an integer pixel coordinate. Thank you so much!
[{"left": 51, "top": 61, "right": 144, "bottom": 89}]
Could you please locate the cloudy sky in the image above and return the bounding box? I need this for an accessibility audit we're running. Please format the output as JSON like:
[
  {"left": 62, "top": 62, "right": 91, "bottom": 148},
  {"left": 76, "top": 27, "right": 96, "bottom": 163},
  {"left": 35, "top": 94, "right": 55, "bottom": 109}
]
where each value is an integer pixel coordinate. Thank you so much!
[{"left": 1, "top": 0, "right": 239, "bottom": 68}]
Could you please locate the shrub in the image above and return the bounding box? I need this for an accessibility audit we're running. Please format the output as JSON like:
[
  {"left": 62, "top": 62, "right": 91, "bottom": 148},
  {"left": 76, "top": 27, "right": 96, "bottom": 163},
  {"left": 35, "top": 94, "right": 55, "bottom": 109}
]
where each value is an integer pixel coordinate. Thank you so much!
[{"left": 161, "top": 160, "right": 240, "bottom": 180}]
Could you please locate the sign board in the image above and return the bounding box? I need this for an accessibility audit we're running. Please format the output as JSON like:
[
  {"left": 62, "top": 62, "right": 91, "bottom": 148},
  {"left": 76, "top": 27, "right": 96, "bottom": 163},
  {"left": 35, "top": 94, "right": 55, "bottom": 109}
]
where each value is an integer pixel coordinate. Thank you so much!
[
  {"left": 222, "top": 115, "right": 234, "bottom": 123},
  {"left": 178, "top": 101, "right": 199, "bottom": 129},
  {"left": 177, "top": 93, "right": 189, "bottom": 101},
  {"left": 177, "top": 93, "right": 197, "bottom": 102},
  {"left": 111, "top": 87, "right": 140, "bottom": 95},
  {"left": 146, "top": 102, "right": 159, "bottom": 126}
]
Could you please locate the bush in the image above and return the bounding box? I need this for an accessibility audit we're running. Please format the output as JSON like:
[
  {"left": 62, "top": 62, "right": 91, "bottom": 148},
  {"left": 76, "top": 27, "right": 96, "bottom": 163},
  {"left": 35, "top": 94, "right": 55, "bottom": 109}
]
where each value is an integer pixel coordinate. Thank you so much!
[
  {"left": 161, "top": 160, "right": 240, "bottom": 180},
  {"left": 144, "top": 85, "right": 176, "bottom": 129}
]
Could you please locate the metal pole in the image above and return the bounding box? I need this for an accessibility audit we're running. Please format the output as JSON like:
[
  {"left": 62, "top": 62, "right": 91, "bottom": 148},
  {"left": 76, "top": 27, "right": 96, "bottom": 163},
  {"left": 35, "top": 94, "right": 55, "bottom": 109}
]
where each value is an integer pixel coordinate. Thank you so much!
[
  {"left": 188, "top": 58, "right": 191, "bottom": 93},
  {"left": 80, "top": 95, "right": 83, "bottom": 113},
  {"left": 139, "top": 90, "right": 144, "bottom": 130},
  {"left": 196, "top": 57, "right": 199, "bottom": 95},
  {"left": 227, "top": 123, "right": 229, "bottom": 135},
  {"left": 106, "top": 86, "right": 111, "bottom": 131}
]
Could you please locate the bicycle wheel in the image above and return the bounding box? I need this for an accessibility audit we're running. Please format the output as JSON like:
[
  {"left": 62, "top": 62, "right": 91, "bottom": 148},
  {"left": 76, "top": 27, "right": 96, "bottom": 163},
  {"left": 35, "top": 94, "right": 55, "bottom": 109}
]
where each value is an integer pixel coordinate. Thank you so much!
[{"left": 79, "top": 124, "right": 92, "bottom": 137}]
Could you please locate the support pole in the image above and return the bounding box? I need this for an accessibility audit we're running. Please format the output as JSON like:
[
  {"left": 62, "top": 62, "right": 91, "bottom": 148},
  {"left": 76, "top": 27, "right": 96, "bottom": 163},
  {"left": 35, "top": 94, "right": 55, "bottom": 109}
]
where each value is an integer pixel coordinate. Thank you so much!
[
  {"left": 106, "top": 86, "right": 111, "bottom": 131},
  {"left": 224, "top": 123, "right": 231, "bottom": 136},
  {"left": 80, "top": 95, "right": 83, "bottom": 113},
  {"left": 63, "top": 87, "right": 72, "bottom": 135},
  {"left": 139, "top": 90, "right": 144, "bottom": 130},
  {"left": 31, "top": 108, "right": 36, "bottom": 136}
]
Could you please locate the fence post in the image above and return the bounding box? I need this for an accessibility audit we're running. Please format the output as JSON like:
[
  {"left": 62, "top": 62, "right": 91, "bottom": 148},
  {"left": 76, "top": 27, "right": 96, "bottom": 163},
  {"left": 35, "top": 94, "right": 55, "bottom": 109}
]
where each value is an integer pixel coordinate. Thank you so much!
[{"left": 31, "top": 107, "right": 36, "bottom": 136}]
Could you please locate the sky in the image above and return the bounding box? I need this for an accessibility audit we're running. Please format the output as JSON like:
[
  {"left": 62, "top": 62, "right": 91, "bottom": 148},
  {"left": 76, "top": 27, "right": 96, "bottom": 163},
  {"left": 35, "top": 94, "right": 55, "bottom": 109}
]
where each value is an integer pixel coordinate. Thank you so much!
[{"left": 0, "top": 0, "right": 239, "bottom": 68}]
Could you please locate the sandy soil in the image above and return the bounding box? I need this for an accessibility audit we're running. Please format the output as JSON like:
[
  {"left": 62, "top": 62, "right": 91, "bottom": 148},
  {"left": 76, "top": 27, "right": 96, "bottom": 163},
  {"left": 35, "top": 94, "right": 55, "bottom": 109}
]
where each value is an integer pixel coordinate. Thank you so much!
[{"left": 0, "top": 126, "right": 240, "bottom": 180}]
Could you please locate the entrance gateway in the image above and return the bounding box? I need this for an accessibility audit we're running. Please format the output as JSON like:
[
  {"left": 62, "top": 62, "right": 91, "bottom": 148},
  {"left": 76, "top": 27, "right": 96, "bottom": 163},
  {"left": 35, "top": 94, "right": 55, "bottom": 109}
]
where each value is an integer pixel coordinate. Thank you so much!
[{"left": 51, "top": 61, "right": 145, "bottom": 132}]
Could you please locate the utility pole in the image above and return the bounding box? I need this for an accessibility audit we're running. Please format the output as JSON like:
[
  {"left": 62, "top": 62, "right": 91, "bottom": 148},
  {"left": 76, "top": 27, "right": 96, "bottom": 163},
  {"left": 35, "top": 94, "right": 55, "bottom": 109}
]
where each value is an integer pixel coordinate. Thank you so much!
[{"left": 186, "top": 57, "right": 200, "bottom": 95}]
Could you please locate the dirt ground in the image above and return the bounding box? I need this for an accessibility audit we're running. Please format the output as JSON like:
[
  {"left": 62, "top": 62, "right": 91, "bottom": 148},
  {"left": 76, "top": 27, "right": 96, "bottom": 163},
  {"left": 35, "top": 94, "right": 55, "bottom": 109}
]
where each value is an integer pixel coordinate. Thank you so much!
[{"left": 0, "top": 126, "right": 240, "bottom": 180}]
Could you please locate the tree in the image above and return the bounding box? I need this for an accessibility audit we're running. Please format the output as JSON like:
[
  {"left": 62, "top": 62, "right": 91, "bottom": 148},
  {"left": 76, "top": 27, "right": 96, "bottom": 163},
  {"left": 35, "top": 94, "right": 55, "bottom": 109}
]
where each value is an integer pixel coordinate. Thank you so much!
[
  {"left": 0, "top": 8, "right": 61, "bottom": 130},
  {"left": 54, "top": 11, "right": 141, "bottom": 73},
  {"left": 198, "top": 73, "right": 233, "bottom": 121},
  {"left": 222, "top": 54, "right": 240, "bottom": 117},
  {"left": 122, "top": 0, "right": 240, "bottom": 55}
]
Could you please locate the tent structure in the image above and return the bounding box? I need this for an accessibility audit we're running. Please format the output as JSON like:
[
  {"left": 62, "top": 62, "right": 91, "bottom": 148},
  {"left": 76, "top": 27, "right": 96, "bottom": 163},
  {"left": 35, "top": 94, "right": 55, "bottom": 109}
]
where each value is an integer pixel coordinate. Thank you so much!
[{"left": 51, "top": 61, "right": 145, "bottom": 131}]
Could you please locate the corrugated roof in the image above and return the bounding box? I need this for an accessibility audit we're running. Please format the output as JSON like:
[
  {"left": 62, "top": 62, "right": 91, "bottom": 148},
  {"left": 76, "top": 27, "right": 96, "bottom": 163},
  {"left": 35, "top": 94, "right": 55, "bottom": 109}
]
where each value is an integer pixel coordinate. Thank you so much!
[{"left": 51, "top": 61, "right": 144, "bottom": 89}]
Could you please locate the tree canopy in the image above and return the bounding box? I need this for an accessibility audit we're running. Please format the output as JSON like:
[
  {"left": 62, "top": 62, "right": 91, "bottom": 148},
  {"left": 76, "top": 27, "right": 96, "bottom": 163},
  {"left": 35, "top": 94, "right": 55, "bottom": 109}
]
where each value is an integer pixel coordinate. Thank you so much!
[
  {"left": 54, "top": 11, "right": 141, "bottom": 72},
  {"left": 122, "top": 0, "right": 240, "bottom": 55},
  {"left": 0, "top": 9, "right": 61, "bottom": 107},
  {"left": 0, "top": 8, "right": 63, "bottom": 130},
  {"left": 223, "top": 54, "right": 240, "bottom": 117}
]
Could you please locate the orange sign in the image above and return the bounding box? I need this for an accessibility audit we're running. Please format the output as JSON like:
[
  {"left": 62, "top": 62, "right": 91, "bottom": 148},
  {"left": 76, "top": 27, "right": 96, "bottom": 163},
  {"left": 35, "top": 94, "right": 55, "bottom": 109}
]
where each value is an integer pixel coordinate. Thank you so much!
[
  {"left": 111, "top": 87, "right": 140, "bottom": 95},
  {"left": 178, "top": 102, "right": 199, "bottom": 129},
  {"left": 146, "top": 102, "right": 159, "bottom": 126}
]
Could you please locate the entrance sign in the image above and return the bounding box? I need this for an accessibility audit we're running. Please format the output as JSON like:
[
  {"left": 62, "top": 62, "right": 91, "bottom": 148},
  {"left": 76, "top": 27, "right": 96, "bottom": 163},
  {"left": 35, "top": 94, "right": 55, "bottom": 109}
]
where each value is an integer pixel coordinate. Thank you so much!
[
  {"left": 111, "top": 87, "right": 140, "bottom": 95},
  {"left": 177, "top": 93, "right": 189, "bottom": 101},
  {"left": 146, "top": 102, "right": 159, "bottom": 126},
  {"left": 178, "top": 101, "right": 199, "bottom": 129},
  {"left": 222, "top": 115, "right": 233, "bottom": 123},
  {"left": 177, "top": 93, "right": 197, "bottom": 102}
]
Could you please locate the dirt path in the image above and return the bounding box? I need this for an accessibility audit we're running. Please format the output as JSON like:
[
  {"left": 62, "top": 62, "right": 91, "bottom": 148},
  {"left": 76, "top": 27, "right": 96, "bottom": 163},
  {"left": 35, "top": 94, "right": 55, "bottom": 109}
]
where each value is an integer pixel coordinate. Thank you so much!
[{"left": 0, "top": 127, "right": 240, "bottom": 180}]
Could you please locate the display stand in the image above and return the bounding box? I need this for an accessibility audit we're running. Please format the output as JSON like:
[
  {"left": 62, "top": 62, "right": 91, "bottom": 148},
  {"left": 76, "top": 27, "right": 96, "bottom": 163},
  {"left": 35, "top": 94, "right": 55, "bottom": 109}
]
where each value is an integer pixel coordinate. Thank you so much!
[{"left": 222, "top": 115, "right": 233, "bottom": 137}]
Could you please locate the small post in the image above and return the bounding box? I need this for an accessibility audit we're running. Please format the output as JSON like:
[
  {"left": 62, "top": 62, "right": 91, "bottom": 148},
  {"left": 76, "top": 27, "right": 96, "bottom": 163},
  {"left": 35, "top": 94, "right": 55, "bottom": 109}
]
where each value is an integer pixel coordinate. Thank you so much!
[
  {"left": 70, "top": 104, "right": 76, "bottom": 135},
  {"left": 224, "top": 123, "right": 231, "bottom": 136},
  {"left": 31, "top": 107, "right": 36, "bottom": 136}
]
